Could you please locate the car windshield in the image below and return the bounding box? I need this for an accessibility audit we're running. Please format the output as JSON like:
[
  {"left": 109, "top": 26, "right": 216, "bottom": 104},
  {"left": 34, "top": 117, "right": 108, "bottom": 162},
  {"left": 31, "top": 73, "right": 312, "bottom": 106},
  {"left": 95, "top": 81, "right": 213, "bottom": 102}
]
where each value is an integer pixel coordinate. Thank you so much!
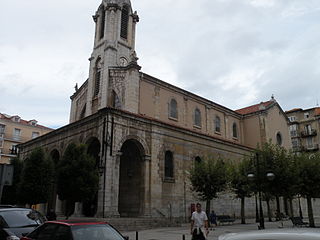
[
  {"left": 0, "top": 209, "right": 45, "bottom": 228},
  {"left": 72, "top": 224, "right": 124, "bottom": 240}
]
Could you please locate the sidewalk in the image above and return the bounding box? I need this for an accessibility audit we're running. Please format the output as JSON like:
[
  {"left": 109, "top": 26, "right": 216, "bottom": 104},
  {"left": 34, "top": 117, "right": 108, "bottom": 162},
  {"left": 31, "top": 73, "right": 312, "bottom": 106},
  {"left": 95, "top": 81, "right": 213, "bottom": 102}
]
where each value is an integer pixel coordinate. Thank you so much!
[{"left": 122, "top": 219, "right": 308, "bottom": 240}]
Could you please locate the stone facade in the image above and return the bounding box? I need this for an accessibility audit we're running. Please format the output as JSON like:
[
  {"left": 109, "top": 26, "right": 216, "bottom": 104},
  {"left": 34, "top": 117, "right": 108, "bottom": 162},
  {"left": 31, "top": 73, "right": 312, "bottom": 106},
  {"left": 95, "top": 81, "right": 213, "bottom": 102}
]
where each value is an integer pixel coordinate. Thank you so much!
[{"left": 18, "top": 0, "right": 294, "bottom": 219}]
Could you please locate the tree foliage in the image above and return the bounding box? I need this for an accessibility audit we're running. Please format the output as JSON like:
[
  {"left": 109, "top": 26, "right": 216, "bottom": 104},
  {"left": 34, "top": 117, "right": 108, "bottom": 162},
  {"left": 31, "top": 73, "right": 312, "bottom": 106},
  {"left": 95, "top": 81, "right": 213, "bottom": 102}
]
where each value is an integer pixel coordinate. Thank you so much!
[
  {"left": 1, "top": 157, "right": 24, "bottom": 204},
  {"left": 189, "top": 157, "right": 228, "bottom": 201},
  {"left": 56, "top": 143, "right": 99, "bottom": 207},
  {"left": 18, "top": 147, "right": 54, "bottom": 205}
]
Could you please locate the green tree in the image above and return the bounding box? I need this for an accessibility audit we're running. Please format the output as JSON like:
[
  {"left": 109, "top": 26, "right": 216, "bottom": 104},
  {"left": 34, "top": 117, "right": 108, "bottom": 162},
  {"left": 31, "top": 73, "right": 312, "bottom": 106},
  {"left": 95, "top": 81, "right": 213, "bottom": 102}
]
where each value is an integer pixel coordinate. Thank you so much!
[
  {"left": 295, "top": 153, "right": 320, "bottom": 227},
  {"left": 230, "top": 158, "right": 252, "bottom": 224},
  {"left": 189, "top": 157, "right": 228, "bottom": 216},
  {"left": 56, "top": 143, "right": 99, "bottom": 218},
  {"left": 1, "top": 157, "right": 24, "bottom": 204},
  {"left": 18, "top": 147, "right": 54, "bottom": 205}
]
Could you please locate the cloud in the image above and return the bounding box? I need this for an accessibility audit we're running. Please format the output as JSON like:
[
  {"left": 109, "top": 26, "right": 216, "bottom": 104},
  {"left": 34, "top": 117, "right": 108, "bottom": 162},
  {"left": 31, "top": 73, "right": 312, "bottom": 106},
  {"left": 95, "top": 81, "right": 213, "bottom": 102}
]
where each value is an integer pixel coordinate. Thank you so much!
[{"left": 0, "top": 0, "right": 319, "bottom": 128}]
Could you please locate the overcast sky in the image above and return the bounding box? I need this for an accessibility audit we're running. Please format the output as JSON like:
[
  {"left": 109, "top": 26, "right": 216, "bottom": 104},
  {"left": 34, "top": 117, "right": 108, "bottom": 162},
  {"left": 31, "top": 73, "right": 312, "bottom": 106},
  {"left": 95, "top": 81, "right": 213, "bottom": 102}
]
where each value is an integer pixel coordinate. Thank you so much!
[{"left": 1, "top": 0, "right": 319, "bottom": 129}]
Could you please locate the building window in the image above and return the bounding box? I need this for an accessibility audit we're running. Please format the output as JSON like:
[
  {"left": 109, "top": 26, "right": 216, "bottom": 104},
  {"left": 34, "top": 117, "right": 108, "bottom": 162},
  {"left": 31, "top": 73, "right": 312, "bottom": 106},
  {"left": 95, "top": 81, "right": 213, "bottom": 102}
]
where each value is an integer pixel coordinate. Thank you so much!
[
  {"left": 80, "top": 105, "right": 86, "bottom": 120},
  {"left": 307, "top": 137, "right": 313, "bottom": 148},
  {"left": 288, "top": 116, "right": 297, "bottom": 122},
  {"left": 0, "top": 139, "right": 3, "bottom": 148},
  {"left": 169, "top": 99, "right": 178, "bottom": 119},
  {"left": 12, "top": 116, "right": 20, "bottom": 122},
  {"left": 164, "top": 151, "right": 174, "bottom": 179},
  {"left": 289, "top": 125, "right": 298, "bottom": 137},
  {"left": 120, "top": 5, "right": 129, "bottom": 39},
  {"left": 215, "top": 116, "right": 221, "bottom": 133},
  {"left": 194, "top": 108, "right": 201, "bottom": 127},
  {"left": 232, "top": 123, "right": 238, "bottom": 138},
  {"left": 13, "top": 128, "right": 21, "bottom": 141},
  {"left": 93, "top": 58, "right": 102, "bottom": 97},
  {"left": 304, "top": 112, "right": 310, "bottom": 119},
  {"left": 305, "top": 124, "right": 312, "bottom": 134},
  {"left": 99, "top": 8, "right": 105, "bottom": 39},
  {"left": 276, "top": 132, "right": 282, "bottom": 145},
  {"left": 0, "top": 124, "right": 5, "bottom": 134},
  {"left": 32, "top": 132, "right": 40, "bottom": 139},
  {"left": 111, "top": 90, "right": 122, "bottom": 109}
]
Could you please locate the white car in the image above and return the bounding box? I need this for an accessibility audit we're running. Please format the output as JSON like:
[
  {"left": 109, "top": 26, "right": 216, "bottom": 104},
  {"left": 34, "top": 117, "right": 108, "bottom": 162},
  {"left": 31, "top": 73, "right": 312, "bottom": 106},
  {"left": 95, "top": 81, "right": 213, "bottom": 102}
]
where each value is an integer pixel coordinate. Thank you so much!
[{"left": 218, "top": 228, "right": 320, "bottom": 240}]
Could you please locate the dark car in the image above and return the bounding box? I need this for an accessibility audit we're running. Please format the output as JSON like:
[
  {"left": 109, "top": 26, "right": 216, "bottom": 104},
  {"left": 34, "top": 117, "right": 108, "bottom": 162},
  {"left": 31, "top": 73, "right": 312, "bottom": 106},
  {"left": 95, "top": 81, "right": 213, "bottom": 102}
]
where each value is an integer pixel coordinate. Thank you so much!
[
  {"left": 21, "top": 220, "right": 129, "bottom": 240},
  {"left": 0, "top": 208, "right": 46, "bottom": 240}
]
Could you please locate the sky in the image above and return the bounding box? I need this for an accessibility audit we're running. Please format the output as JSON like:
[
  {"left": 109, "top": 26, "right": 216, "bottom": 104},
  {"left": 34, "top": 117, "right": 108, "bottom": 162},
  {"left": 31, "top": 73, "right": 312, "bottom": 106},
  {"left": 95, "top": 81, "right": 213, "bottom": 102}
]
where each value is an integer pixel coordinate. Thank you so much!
[{"left": 0, "top": 0, "right": 319, "bottom": 129}]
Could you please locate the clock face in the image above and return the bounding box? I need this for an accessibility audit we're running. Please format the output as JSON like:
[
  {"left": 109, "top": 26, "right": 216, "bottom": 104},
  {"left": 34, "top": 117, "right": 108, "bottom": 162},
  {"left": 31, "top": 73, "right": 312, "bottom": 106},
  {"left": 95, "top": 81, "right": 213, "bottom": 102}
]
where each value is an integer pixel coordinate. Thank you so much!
[{"left": 119, "top": 57, "right": 128, "bottom": 67}]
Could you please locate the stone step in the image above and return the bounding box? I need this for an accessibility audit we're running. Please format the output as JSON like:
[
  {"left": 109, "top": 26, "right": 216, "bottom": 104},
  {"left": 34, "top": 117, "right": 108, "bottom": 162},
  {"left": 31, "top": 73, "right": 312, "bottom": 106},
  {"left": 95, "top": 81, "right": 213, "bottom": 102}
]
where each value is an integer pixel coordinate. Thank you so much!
[{"left": 65, "top": 217, "right": 181, "bottom": 231}]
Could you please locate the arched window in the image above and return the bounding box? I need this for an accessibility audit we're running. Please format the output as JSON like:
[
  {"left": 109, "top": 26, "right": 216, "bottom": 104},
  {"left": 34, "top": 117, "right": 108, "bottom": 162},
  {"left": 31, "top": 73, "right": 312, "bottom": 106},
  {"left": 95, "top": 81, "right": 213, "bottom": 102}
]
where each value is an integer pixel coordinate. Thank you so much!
[
  {"left": 99, "top": 8, "right": 105, "bottom": 39},
  {"left": 165, "top": 151, "right": 174, "bottom": 178},
  {"left": 120, "top": 5, "right": 129, "bottom": 39},
  {"left": 276, "top": 132, "right": 282, "bottom": 145},
  {"left": 194, "top": 108, "right": 201, "bottom": 127},
  {"left": 93, "top": 59, "right": 102, "bottom": 97},
  {"left": 111, "top": 90, "right": 121, "bottom": 109},
  {"left": 215, "top": 116, "right": 221, "bottom": 132},
  {"left": 169, "top": 99, "right": 178, "bottom": 119},
  {"left": 232, "top": 123, "right": 238, "bottom": 138}
]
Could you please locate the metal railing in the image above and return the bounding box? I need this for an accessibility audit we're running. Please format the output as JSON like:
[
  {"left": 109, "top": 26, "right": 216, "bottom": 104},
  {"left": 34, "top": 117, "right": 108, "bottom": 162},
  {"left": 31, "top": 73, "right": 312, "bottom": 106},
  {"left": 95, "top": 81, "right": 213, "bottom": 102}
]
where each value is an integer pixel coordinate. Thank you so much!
[{"left": 301, "top": 129, "right": 317, "bottom": 137}]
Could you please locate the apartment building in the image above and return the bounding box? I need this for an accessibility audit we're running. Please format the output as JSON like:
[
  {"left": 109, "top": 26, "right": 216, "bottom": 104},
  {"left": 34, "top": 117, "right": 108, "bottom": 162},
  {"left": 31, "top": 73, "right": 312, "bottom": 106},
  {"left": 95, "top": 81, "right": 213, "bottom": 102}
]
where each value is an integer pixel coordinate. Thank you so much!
[
  {"left": 0, "top": 113, "right": 52, "bottom": 163},
  {"left": 286, "top": 107, "right": 320, "bottom": 153}
]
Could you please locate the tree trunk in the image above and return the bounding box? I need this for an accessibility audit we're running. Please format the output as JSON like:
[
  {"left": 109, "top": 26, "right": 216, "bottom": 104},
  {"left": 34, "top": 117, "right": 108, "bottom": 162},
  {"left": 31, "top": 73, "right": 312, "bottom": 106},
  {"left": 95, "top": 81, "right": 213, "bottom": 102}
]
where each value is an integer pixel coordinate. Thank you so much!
[
  {"left": 288, "top": 198, "right": 294, "bottom": 218},
  {"left": 307, "top": 196, "right": 315, "bottom": 227},
  {"left": 266, "top": 198, "right": 272, "bottom": 222},
  {"left": 241, "top": 196, "right": 245, "bottom": 224},
  {"left": 275, "top": 196, "right": 281, "bottom": 220},
  {"left": 283, "top": 197, "right": 288, "bottom": 216},
  {"left": 206, "top": 200, "right": 211, "bottom": 219},
  {"left": 255, "top": 194, "right": 259, "bottom": 223}
]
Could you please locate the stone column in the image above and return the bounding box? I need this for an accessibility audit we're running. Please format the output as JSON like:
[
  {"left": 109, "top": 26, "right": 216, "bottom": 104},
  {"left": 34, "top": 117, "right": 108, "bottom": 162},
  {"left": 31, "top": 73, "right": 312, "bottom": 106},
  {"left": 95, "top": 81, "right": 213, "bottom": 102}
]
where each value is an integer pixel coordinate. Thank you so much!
[
  {"left": 71, "top": 202, "right": 83, "bottom": 218},
  {"left": 142, "top": 154, "right": 152, "bottom": 217},
  {"left": 55, "top": 197, "right": 63, "bottom": 216}
]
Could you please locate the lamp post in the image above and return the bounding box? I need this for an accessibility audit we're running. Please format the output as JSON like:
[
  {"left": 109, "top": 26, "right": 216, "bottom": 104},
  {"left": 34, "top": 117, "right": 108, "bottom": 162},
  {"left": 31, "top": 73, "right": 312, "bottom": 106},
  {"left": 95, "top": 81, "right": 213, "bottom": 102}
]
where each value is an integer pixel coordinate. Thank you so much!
[{"left": 248, "top": 153, "right": 275, "bottom": 230}]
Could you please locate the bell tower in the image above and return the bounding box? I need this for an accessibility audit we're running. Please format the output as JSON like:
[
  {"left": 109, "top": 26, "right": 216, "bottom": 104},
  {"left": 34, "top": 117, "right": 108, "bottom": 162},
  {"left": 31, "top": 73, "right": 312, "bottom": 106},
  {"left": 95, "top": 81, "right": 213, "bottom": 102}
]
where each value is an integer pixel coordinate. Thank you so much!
[{"left": 85, "top": 0, "right": 140, "bottom": 116}]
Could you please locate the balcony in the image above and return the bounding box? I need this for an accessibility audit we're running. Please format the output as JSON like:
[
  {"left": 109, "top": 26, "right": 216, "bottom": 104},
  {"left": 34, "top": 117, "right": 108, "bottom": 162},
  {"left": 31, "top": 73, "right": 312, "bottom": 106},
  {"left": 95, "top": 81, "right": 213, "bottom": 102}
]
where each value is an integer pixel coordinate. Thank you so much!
[
  {"left": 301, "top": 129, "right": 317, "bottom": 137},
  {"left": 304, "top": 144, "right": 319, "bottom": 151}
]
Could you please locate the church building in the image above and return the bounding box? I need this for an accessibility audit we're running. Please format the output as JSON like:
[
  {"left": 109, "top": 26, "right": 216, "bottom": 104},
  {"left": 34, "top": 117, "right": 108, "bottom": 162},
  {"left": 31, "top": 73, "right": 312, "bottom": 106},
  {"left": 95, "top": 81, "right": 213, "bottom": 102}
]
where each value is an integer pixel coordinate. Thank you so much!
[{"left": 18, "top": 0, "right": 291, "bottom": 219}]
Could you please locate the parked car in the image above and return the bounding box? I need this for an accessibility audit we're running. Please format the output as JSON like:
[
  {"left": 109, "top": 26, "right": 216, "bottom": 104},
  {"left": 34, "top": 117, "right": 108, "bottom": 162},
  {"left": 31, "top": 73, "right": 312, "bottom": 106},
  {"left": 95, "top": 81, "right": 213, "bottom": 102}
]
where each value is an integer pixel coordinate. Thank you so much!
[
  {"left": 218, "top": 228, "right": 320, "bottom": 240},
  {"left": 0, "top": 207, "right": 46, "bottom": 240},
  {"left": 21, "top": 220, "right": 129, "bottom": 240}
]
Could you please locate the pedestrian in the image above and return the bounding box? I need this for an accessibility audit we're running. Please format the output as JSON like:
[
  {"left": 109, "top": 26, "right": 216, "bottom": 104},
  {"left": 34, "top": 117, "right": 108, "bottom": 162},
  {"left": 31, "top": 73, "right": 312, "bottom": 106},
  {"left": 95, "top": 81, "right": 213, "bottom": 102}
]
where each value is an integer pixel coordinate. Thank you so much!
[
  {"left": 191, "top": 203, "right": 209, "bottom": 240},
  {"left": 46, "top": 208, "right": 57, "bottom": 221},
  {"left": 209, "top": 210, "right": 217, "bottom": 228}
]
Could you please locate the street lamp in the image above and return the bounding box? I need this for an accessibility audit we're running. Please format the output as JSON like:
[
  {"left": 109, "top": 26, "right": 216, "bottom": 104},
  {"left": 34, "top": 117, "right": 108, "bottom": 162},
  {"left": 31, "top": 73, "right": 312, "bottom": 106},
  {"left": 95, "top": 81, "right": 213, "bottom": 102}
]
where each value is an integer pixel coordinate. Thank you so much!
[{"left": 248, "top": 153, "right": 275, "bottom": 230}]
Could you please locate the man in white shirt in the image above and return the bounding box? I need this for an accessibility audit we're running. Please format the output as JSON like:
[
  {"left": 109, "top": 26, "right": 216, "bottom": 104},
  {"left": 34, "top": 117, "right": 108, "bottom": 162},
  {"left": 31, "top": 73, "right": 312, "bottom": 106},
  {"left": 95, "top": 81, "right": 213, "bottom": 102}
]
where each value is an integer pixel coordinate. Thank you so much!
[{"left": 191, "top": 203, "right": 209, "bottom": 240}]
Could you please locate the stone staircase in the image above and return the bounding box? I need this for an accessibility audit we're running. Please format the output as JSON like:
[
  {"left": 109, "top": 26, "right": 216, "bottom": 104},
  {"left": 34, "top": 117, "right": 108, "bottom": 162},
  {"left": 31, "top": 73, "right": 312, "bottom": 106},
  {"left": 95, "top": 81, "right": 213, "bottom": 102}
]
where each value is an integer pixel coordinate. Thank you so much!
[{"left": 66, "top": 217, "right": 182, "bottom": 231}]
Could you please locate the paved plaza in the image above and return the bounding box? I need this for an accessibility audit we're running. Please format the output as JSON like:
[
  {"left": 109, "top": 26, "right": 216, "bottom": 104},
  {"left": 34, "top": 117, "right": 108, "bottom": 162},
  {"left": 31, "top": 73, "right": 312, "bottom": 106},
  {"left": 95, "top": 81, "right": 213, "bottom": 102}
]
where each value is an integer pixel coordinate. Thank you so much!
[{"left": 122, "top": 219, "right": 314, "bottom": 240}]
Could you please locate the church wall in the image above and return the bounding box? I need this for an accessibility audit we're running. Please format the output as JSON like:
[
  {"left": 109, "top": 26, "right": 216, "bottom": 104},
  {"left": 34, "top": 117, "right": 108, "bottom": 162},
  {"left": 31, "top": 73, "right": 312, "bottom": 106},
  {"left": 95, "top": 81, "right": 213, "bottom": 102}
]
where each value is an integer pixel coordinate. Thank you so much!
[
  {"left": 139, "top": 78, "right": 244, "bottom": 146},
  {"left": 242, "top": 115, "right": 262, "bottom": 148},
  {"left": 265, "top": 106, "right": 291, "bottom": 150}
]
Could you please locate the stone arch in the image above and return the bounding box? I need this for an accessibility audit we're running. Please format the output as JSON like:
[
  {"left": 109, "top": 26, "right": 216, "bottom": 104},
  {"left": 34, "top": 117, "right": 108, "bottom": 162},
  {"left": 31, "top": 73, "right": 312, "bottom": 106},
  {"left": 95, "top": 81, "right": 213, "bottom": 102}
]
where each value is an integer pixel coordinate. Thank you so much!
[
  {"left": 85, "top": 136, "right": 101, "bottom": 167},
  {"left": 118, "top": 135, "right": 150, "bottom": 157},
  {"left": 118, "top": 138, "right": 146, "bottom": 217}
]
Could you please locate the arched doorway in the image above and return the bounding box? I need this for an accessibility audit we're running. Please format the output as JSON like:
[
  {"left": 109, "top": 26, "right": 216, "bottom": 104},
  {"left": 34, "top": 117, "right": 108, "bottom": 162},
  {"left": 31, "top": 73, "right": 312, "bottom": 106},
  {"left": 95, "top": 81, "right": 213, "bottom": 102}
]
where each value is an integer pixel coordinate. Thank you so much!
[
  {"left": 83, "top": 137, "right": 101, "bottom": 217},
  {"left": 119, "top": 139, "right": 145, "bottom": 217}
]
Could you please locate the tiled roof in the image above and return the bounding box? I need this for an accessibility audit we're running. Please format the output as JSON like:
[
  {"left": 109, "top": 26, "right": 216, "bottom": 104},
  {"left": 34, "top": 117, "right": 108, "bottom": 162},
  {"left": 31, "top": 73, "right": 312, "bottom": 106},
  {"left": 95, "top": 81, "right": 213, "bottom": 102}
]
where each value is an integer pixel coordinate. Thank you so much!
[
  {"left": 0, "top": 113, "right": 52, "bottom": 130},
  {"left": 235, "top": 101, "right": 274, "bottom": 115},
  {"left": 285, "top": 108, "right": 303, "bottom": 114}
]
